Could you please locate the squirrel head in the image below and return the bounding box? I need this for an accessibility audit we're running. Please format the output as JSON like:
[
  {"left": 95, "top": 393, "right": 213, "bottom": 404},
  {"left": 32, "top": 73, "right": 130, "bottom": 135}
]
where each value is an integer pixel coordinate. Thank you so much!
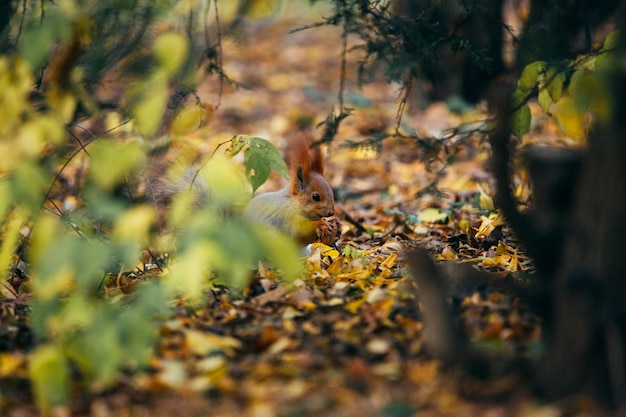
[{"left": 288, "top": 134, "right": 335, "bottom": 220}]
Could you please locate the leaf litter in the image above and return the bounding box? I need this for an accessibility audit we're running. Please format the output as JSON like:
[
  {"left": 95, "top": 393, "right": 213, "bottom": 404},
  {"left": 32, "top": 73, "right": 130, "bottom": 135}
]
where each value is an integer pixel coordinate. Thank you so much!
[{"left": 1, "top": 12, "right": 602, "bottom": 417}]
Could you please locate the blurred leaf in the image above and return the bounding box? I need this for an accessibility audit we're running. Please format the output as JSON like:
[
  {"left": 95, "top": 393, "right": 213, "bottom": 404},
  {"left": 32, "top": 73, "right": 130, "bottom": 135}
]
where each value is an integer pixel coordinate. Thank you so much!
[
  {"left": 255, "top": 226, "right": 304, "bottom": 281},
  {"left": 20, "top": 9, "right": 72, "bottom": 69},
  {"left": 29, "top": 345, "right": 70, "bottom": 412},
  {"left": 154, "top": 32, "right": 188, "bottom": 76},
  {"left": 201, "top": 156, "right": 249, "bottom": 208},
  {"left": 0, "top": 210, "right": 24, "bottom": 276},
  {"left": 477, "top": 184, "right": 495, "bottom": 211},
  {"left": 170, "top": 105, "right": 204, "bottom": 136},
  {"left": 113, "top": 205, "right": 156, "bottom": 241},
  {"left": 510, "top": 103, "right": 531, "bottom": 139},
  {"left": 0, "top": 180, "right": 10, "bottom": 222},
  {"left": 416, "top": 208, "right": 448, "bottom": 223},
  {"left": 185, "top": 329, "right": 242, "bottom": 356},
  {"left": 12, "top": 162, "right": 49, "bottom": 215},
  {"left": 553, "top": 96, "right": 586, "bottom": 140},
  {"left": 130, "top": 74, "right": 168, "bottom": 137},
  {"left": 546, "top": 70, "right": 566, "bottom": 103},
  {"left": 603, "top": 30, "right": 621, "bottom": 50},
  {"left": 246, "top": 0, "right": 284, "bottom": 19},
  {"left": 165, "top": 241, "right": 217, "bottom": 299},
  {"left": 16, "top": 120, "right": 47, "bottom": 158},
  {"left": 58, "top": 294, "right": 94, "bottom": 331},
  {"left": 517, "top": 61, "right": 545, "bottom": 92},
  {"left": 46, "top": 87, "right": 77, "bottom": 123},
  {"left": 538, "top": 87, "right": 552, "bottom": 115},
  {"left": 89, "top": 140, "right": 146, "bottom": 190},
  {"left": 569, "top": 70, "right": 611, "bottom": 123}
]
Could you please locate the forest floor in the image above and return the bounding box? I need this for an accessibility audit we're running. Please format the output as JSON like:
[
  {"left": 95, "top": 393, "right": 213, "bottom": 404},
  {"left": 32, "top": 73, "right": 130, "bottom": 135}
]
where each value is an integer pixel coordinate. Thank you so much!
[{"left": 1, "top": 9, "right": 608, "bottom": 417}]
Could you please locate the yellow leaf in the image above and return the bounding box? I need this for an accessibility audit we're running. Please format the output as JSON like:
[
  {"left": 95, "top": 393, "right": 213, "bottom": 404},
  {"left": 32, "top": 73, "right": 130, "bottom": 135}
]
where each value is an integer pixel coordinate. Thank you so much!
[
  {"left": 379, "top": 252, "right": 398, "bottom": 269},
  {"left": 417, "top": 208, "right": 449, "bottom": 223},
  {"left": 46, "top": 86, "right": 76, "bottom": 122},
  {"left": 130, "top": 75, "right": 168, "bottom": 137},
  {"left": 0, "top": 353, "right": 24, "bottom": 377},
  {"left": 185, "top": 329, "right": 241, "bottom": 356},
  {"left": 475, "top": 211, "right": 503, "bottom": 240},
  {"left": 89, "top": 141, "right": 146, "bottom": 190},
  {"left": 477, "top": 184, "right": 494, "bottom": 210},
  {"left": 326, "top": 255, "right": 344, "bottom": 275},
  {"left": 345, "top": 298, "right": 365, "bottom": 314},
  {"left": 459, "top": 216, "right": 470, "bottom": 234},
  {"left": 553, "top": 96, "right": 587, "bottom": 140},
  {"left": 153, "top": 32, "right": 188, "bottom": 76},
  {"left": 170, "top": 105, "right": 204, "bottom": 136},
  {"left": 441, "top": 245, "right": 457, "bottom": 260},
  {"left": 16, "top": 121, "right": 46, "bottom": 158},
  {"left": 113, "top": 205, "right": 156, "bottom": 241},
  {"left": 0, "top": 210, "right": 24, "bottom": 277},
  {"left": 165, "top": 241, "right": 218, "bottom": 299}
]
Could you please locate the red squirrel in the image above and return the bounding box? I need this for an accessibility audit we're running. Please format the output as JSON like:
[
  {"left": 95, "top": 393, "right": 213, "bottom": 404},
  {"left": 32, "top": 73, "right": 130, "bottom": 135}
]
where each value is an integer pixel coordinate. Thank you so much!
[
  {"left": 151, "top": 133, "right": 341, "bottom": 245},
  {"left": 243, "top": 134, "right": 341, "bottom": 245}
]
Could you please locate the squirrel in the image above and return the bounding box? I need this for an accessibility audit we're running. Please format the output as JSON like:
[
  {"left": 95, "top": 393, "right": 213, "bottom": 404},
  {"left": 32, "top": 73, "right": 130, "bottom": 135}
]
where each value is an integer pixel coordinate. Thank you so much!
[
  {"left": 243, "top": 133, "right": 341, "bottom": 245},
  {"left": 149, "top": 133, "right": 341, "bottom": 246}
]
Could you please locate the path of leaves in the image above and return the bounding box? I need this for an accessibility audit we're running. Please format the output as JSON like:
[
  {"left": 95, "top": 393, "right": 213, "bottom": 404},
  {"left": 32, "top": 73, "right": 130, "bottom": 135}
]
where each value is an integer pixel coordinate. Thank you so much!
[{"left": 1, "top": 10, "right": 591, "bottom": 417}]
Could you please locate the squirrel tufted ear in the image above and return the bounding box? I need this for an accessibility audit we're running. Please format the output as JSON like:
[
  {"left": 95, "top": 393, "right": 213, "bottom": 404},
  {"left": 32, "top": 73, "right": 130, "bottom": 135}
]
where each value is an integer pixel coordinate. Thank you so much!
[
  {"left": 295, "top": 166, "right": 306, "bottom": 192},
  {"left": 309, "top": 144, "right": 324, "bottom": 175}
]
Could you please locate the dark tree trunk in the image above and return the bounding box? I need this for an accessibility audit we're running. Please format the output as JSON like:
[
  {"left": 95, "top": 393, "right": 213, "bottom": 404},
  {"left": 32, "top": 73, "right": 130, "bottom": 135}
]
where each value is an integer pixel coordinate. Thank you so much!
[
  {"left": 538, "top": 38, "right": 626, "bottom": 406},
  {"left": 0, "top": 0, "right": 18, "bottom": 53},
  {"left": 407, "top": 0, "right": 626, "bottom": 410}
]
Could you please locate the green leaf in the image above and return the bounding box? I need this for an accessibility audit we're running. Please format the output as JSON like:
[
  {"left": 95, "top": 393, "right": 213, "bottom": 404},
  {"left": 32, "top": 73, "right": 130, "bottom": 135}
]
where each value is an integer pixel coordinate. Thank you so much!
[
  {"left": 568, "top": 69, "right": 591, "bottom": 97},
  {"left": 511, "top": 88, "right": 528, "bottom": 109},
  {"left": 244, "top": 147, "right": 271, "bottom": 193},
  {"left": 603, "top": 30, "right": 621, "bottom": 50},
  {"left": 89, "top": 141, "right": 146, "bottom": 190},
  {"left": 538, "top": 87, "right": 553, "bottom": 115},
  {"left": 20, "top": 9, "right": 72, "bottom": 69},
  {"left": 201, "top": 156, "right": 249, "bottom": 208},
  {"left": 517, "top": 61, "right": 545, "bottom": 92},
  {"left": 257, "top": 226, "right": 304, "bottom": 281},
  {"left": 129, "top": 74, "right": 168, "bottom": 137},
  {"left": 11, "top": 162, "right": 49, "bottom": 215},
  {"left": 547, "top": 71, "right": 566, "bottom": 103},
  {"left": 243, "top": 136, "right": 289, "bottom": 193},
  {"left": 29, "top": 345, "right": 70, "bottom": 413},
  {"left": 0, "top": 180, "right": 9, "bottom": 223},
  {"left": 510, "top": 103, "right": 531, "bottom": 139},
  {"left": 596, "top": 31, "right": 621, "bottom": 72},
  {"left": 154, "top": 32, "right": 188, "bottom": 76}
]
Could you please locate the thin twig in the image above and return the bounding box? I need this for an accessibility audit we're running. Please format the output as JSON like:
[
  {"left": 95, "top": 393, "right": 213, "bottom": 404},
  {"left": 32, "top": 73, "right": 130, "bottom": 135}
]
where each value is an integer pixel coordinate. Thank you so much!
[
  {"left": 213, "top": 0, "right": 224, "bottom": 110},
  {"left": 15, "top": 0, "right": 27, "bottom": 47},
  {"left": 394, "top": 77, "right": 412, "bottom": 135}
]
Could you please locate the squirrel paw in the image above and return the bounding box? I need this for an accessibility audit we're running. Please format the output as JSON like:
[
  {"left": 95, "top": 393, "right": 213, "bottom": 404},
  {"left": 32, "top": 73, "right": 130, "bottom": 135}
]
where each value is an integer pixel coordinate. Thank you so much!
[{"left": 315, "top": 217, "right": 341, "bottom": 246}]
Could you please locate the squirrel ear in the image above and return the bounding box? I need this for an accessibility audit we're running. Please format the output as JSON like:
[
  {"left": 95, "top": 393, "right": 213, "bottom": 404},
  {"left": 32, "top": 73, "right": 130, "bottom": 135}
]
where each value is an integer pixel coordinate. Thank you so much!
[
  {"left": 309, "top": 145, "right": 324, "bottom": 174},
  {"left": 295, "top": 166, "right": 306, "bottom": 192}
]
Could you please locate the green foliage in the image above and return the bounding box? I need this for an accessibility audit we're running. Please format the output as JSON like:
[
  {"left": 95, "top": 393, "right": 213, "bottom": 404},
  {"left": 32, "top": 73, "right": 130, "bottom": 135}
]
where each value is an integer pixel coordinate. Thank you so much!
[
  {"left": 239, "top": 135, "right": 290, "bottom": 193},
  {"left": 511, "top": 30, "right": 621, "bottom": 140},
  {"left": 0, "top": 1, "right": 302, "bottom": 413}
]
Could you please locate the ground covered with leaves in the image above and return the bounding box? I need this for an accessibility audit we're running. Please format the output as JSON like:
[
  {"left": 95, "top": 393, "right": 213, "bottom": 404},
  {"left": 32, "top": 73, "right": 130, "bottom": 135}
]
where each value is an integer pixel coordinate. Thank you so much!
[{"left": 1, "top": 11, "right": 603, "bottom": 417}]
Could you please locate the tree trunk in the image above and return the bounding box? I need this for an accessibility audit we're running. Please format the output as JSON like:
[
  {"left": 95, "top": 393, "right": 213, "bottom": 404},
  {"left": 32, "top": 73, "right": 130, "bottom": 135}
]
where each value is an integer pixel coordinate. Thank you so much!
[{"left": 538, "top": 33, "right": 626, "bottom": 408}]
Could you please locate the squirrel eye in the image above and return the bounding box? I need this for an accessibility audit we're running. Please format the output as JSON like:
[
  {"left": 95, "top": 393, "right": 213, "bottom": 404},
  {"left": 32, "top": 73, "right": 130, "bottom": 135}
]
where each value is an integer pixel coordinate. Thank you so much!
[{"left": 312, "top": 192, "right": 321, "bottom": 202}]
